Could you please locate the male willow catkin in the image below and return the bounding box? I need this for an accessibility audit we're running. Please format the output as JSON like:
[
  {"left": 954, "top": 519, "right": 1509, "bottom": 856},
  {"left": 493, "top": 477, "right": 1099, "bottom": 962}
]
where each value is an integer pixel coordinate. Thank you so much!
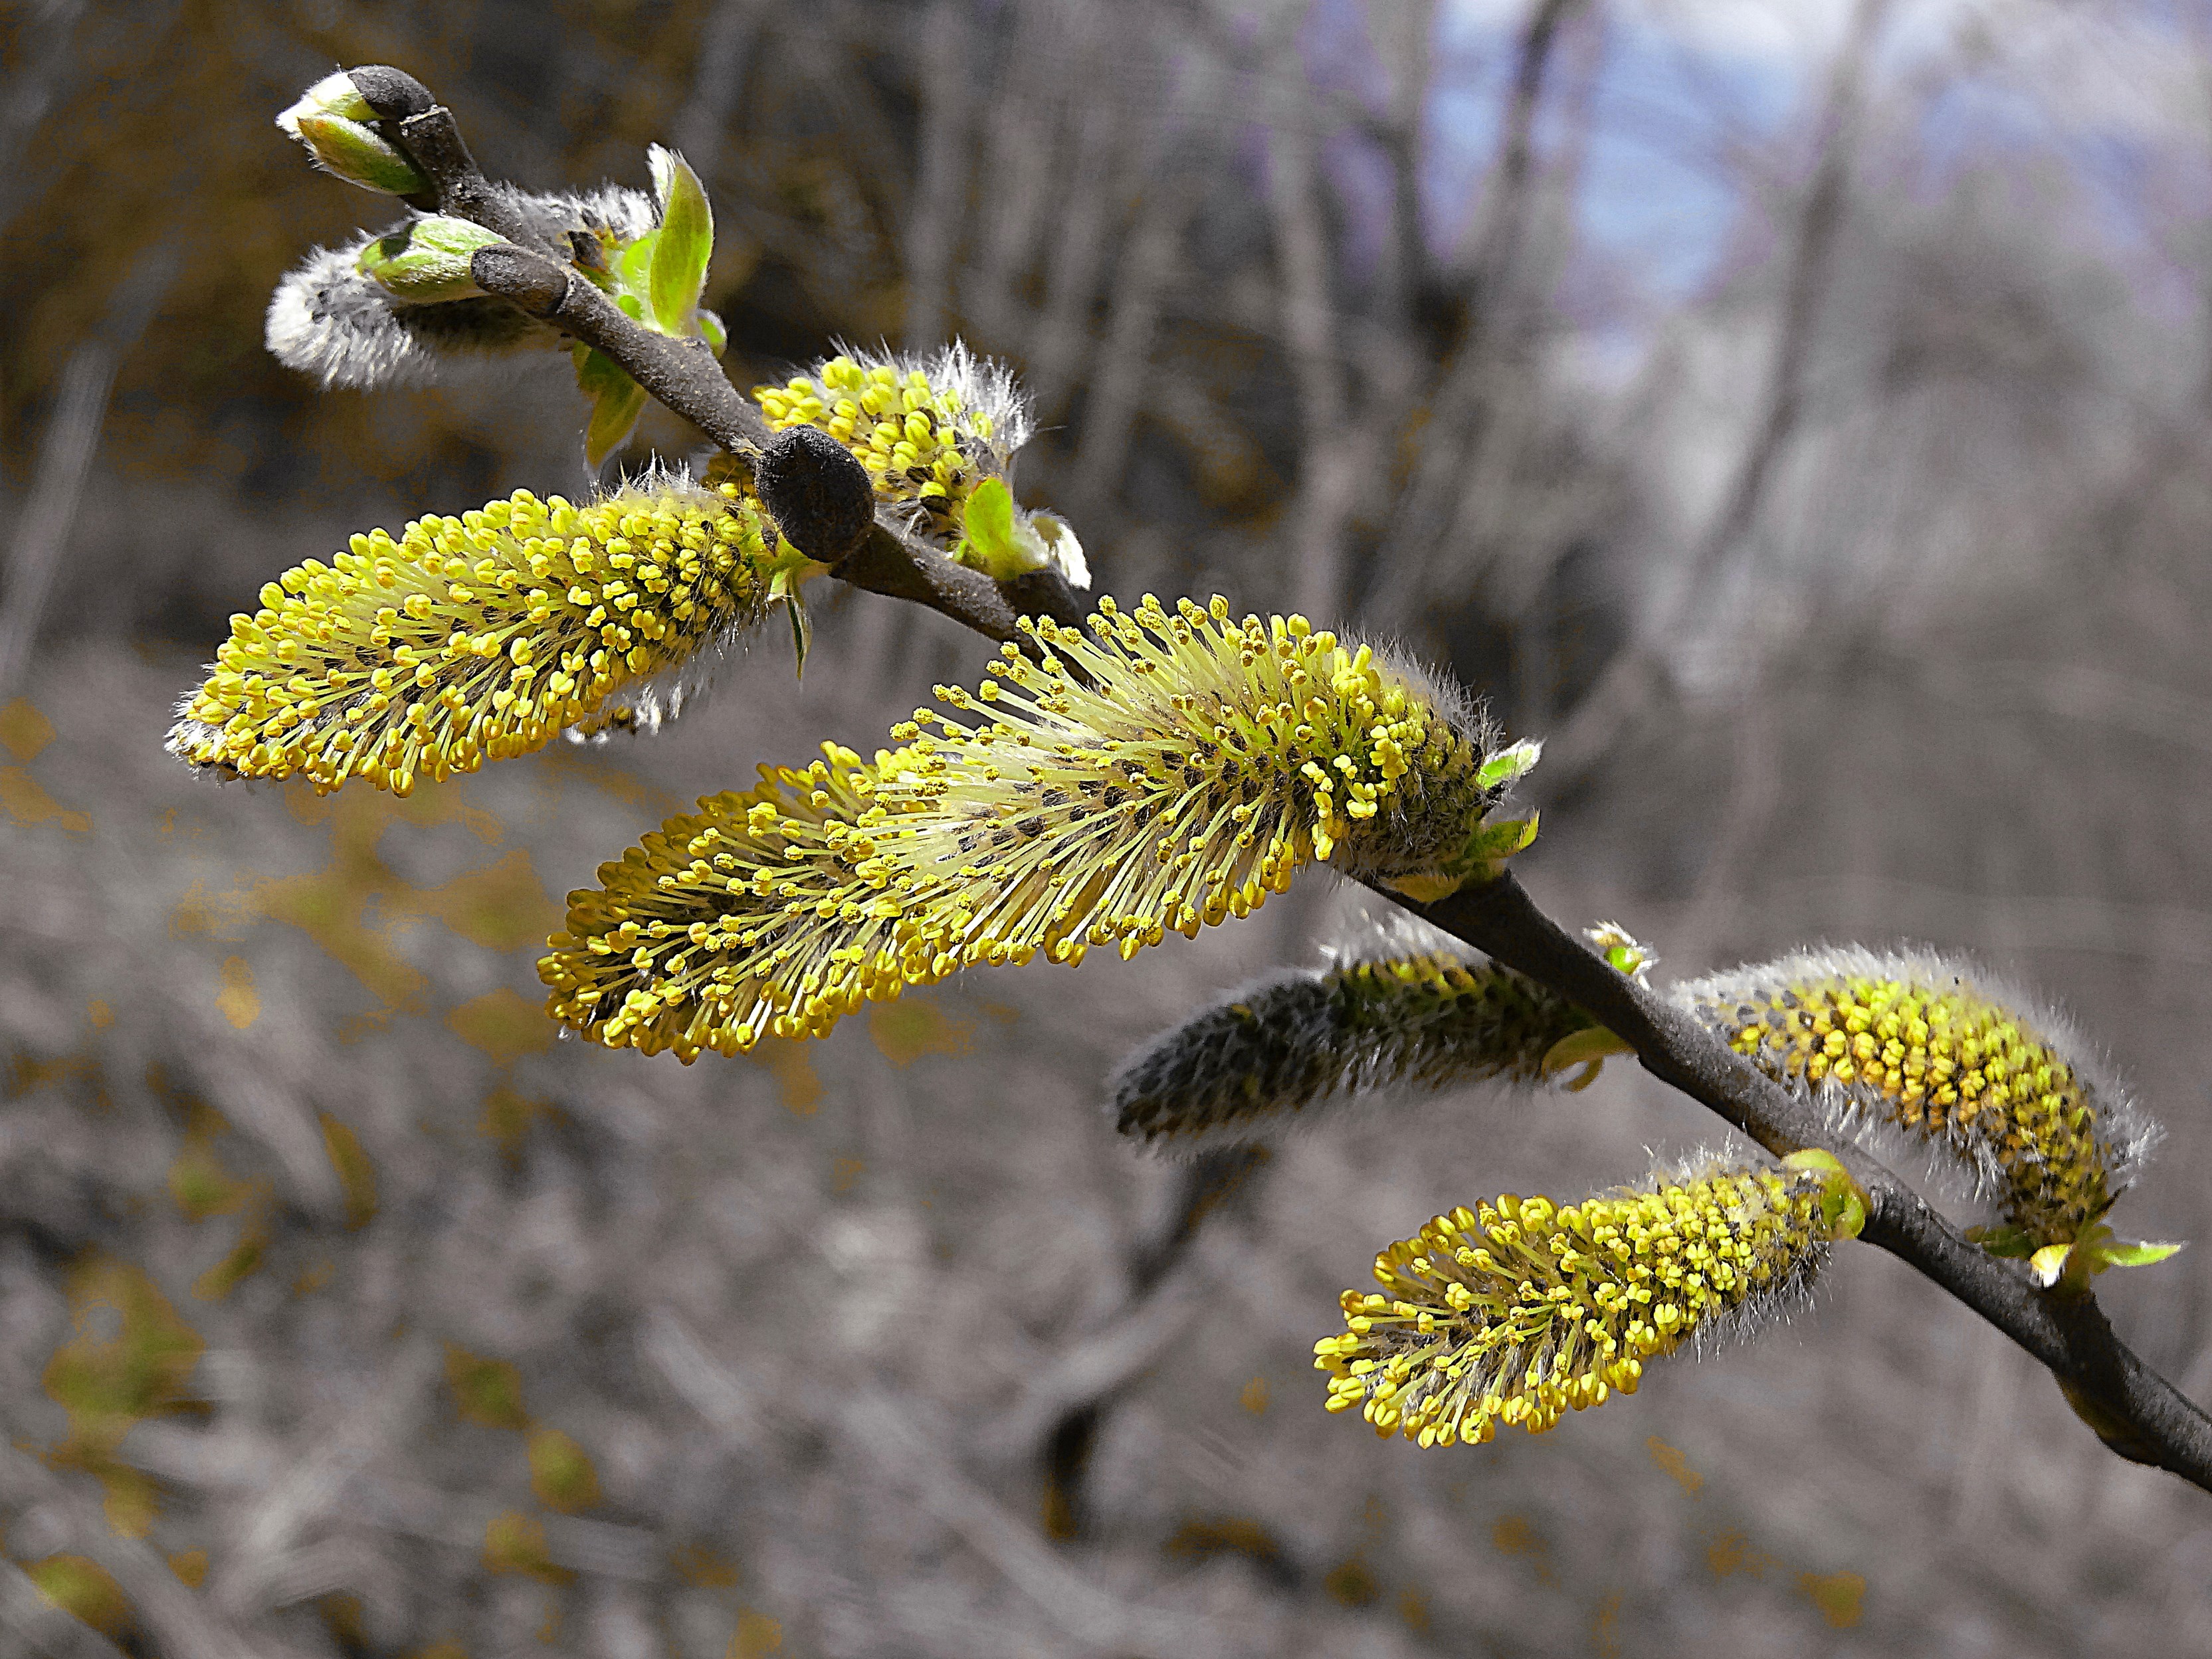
[
  {"left": 1316, "top": 1155, "right": 1862, "bottom": 1448},
  {"left": 169, "top": 476, "right": 777, "bottom": 797},
  {"left": 541, "top": 595, "right": 1522, "bottom": 1056},
  {"left": 754, "top": 346, "right": 1085, "bottom": 583},
  {"left": 1109, "top": 914, "right": 1645, "bottom": 1152},
  {"left": 1672, "top": 947, "right": 2156, "bottom": 1245},
  {"left": 542, "top": 743, "right": 951, "bottom": 1062}
]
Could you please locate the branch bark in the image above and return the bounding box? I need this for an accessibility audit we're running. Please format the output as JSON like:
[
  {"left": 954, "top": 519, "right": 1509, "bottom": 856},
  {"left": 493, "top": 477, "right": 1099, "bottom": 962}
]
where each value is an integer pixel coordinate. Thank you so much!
[{"left": 363, "top": 78, "right": 1089, "bottom": 646}]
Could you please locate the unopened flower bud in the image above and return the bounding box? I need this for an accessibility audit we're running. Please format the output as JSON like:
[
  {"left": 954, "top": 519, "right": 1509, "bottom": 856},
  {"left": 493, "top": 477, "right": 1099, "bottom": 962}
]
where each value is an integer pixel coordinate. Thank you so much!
[
  {"left": 355, "top": 216, "right": 504, "bottom": 303},
  {"left": 752, "top": 426, "right": 876, "bottom": 565},
  {"left": 278, "top": 74, "right": 430, "bottom": 197}
]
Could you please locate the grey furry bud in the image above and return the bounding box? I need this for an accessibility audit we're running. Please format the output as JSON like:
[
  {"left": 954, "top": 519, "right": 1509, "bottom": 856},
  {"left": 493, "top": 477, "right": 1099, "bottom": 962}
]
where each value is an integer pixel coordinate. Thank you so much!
[{"left": 1110, "top": 914, "right": 1619, "bottom": 1154}]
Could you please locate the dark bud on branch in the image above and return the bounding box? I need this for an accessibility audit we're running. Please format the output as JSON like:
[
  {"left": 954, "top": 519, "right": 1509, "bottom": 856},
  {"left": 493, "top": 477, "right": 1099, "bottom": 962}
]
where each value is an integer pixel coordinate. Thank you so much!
[
  {"left": 345, "top": 65, "right": 435, "bottom": 122},
  {"left": 753, "top": 426, "right": 876, "bottom": 565}
]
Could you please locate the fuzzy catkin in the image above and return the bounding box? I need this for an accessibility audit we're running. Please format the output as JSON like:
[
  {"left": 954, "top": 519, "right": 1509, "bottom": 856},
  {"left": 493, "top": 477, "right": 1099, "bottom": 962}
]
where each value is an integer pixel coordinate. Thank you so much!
[
  {"left": 753, "top": 346, "right": 1086, "bottom": 585},
  {"left": 169, "top": 476, "right": 773, "bottom": 797},
  {"left": 1316, "top": 1159, "right": 1843, "bottom": 1448},
  {"left": 1110, "top": 933, "right": 1595, "bottom": 1151},
  {"left": 266, "top": 186, "right": 662, "bottom": 389},
  {"left": 541, "top": 596, "right": 1518, "bottom": 1057},
  {"left": 1670, "top": 946, "right": 2156, "bottom": 1244},
  {"left": 755, "top": 345, "right": 1029, "bottom": 534},
  {"left": 541, "top": 743, "right": 956, "bottom": 1062}
]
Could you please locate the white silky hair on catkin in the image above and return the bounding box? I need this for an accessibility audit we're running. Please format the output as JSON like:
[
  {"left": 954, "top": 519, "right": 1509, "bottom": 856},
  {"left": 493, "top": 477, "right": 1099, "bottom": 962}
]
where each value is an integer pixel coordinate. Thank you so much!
[
  {"left": 266, "top": 233, "right": 559, "bottom": 390},
  {"left": 265, "top": 185, "right": 668, "bottom": 391},
  {"left": 1322, "top": 888, "right": 1482, "bottom": 969},
  {"left": 1667, "top": 942, "right": 2162, "bottom": 1209},
  {"left": 557, "top": 464, "right": 767, "bottom": 745},
  {"left": 1107, "top": 890, "right": 1587, "bottom": 1159}
]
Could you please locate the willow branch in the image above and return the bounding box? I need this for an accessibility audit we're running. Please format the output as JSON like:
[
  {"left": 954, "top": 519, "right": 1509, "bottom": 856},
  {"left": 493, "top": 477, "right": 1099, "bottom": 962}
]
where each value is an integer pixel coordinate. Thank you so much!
[
  {"left": 337, "top": 64, "right": 2212, "bottom": 1499},
  {"left": 364, "top": 72, "right": 1090, "bottom": 645},
  {"left": 1396, "top": 870, "right": 2212, "bottom": 1493}
]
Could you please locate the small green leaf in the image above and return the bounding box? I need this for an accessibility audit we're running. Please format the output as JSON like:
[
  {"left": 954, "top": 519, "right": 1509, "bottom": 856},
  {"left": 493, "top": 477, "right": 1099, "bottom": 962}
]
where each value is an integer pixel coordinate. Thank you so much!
[
  {"left": 765, "top": 557, "right": 822, "bottom": 679},
  {"left": 2088, "top": 1238, "right": 2185, "bottom": 1270},
  {"left": 1476, "top": 739, "right": 1544, "bottom": 792},
  {"left": 1967, "top": 1224, "right": 2039, "bottom": 1260},
  {"left": 647, "top": 146, "right": 714, "bottom": 337},
  {"left": 1463, "top": 813, "right": 1540, "bottom": 867},
  {"left": 572, "top": 343, "right": 629, "bottom": 399},
  {"left": 782, "top": 586, "right": 811, "bottom": 677},
  {"left": 577, "top": 347, "right": 647, "bottom": 467},
  {"left": 1379, "top": 870, "right": 1462, "bottom": 903},
  {"left": 1780, "top": 1149, "right": 1868, "bottom": 1240},
  {"left": 698, "top": 308, "right": 727, "bottom": 355},
  {"left": 1539, "top": 1026, "right": 1631, "bottom": 1091},
  {"left": 611, "top": 232, "right": 658, "bottom": 314},
  {"left": 955, "top": 476, "right": 1024, "bottom": 576},
  {"left": 2030, "top": 1243, "right": 2074, "bottom": 1287}
]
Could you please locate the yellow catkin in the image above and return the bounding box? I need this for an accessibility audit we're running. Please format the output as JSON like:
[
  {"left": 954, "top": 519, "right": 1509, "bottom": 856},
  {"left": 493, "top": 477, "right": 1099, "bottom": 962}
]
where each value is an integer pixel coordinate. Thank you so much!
[
  {"left": 753, "top": 345, "right": 1027, "bottom": 552},
  {"left": 1315, "top": 1163, "right": 1838, "bottom": 1448},
  {"left": 540, "top": 743, "right": 955, "bottom": 1062},
  {"left": 872, "top": 595, "right": 1501, "bottom": 947},
  {"left": 542, "top": 595, "right": 1514, "bottom": 1058},
  {"left": 1672, "top": 947, "right": 2153, "bottom": 1244},
  {"left": 168, "top": 476, "right": 773, "bottom": 796}
]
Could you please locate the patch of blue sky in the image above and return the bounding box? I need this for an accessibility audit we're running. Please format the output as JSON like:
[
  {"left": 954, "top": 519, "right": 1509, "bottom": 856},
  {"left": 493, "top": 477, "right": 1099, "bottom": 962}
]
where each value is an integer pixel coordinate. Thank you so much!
[{"left": 1423, "top": 3, "right": 1805, "bottom": 301}]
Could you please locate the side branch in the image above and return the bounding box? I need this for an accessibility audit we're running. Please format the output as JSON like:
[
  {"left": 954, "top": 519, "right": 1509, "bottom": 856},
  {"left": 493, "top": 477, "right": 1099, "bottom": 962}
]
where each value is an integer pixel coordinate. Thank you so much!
[
  {"left": 324, "top": 60, "right": 2212, "bottom": 1498},
  {"left": 357, "top": 71, "right": 1091, "bottom": 646},
  {"left": 467, "top": 242, "right": 772, "bottom": 455},
  {"left": 1403, "top": 872, "right": 2212, "bottom": 1492}
]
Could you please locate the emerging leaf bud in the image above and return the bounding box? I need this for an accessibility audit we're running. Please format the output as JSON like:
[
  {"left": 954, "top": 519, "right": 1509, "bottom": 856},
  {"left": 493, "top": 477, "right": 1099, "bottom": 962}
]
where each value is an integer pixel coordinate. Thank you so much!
[
  {"left": 277, "top": 73, "right": 430, "bottom": 197},
  {"left": 355, "top": 215, "right": 505, "bottom": 303}
]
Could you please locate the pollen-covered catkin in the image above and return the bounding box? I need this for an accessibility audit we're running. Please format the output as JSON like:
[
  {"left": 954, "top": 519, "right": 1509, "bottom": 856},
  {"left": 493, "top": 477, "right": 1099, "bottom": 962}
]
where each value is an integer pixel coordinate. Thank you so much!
[
  {"left": 540, "top": 744, "right": 956, "bottom": 1061},
  {"left": 755, "top": 345, "right": 1029, "bottom": 534},
  {"left": 1316, "top": 1160, "right": 1847, "bottom": 1448},
  {"left": 752, "top": 345, "right": 1086, "bottom": 585},
  {"left": 1670, "top": 947, "right": 2156, "bottom": 1244},
  {"left": 541, "top": 596, "right": 1517, "bottom": 1058},
  {"left": 169, "top": 476, "right": 773, "bottom": 797},
  {"left": 1110, "top": 921, "right": 1603, "bottom": 1151},
  {"left": 872, "top": 597, "right": 1505, "bottom": 955}
]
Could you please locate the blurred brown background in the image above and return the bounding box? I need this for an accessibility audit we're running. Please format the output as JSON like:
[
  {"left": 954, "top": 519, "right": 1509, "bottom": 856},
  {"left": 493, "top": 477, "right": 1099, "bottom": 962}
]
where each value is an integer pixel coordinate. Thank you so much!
[{"left": 6, "top": 1, "right": 2212, "bottom": 1654}]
